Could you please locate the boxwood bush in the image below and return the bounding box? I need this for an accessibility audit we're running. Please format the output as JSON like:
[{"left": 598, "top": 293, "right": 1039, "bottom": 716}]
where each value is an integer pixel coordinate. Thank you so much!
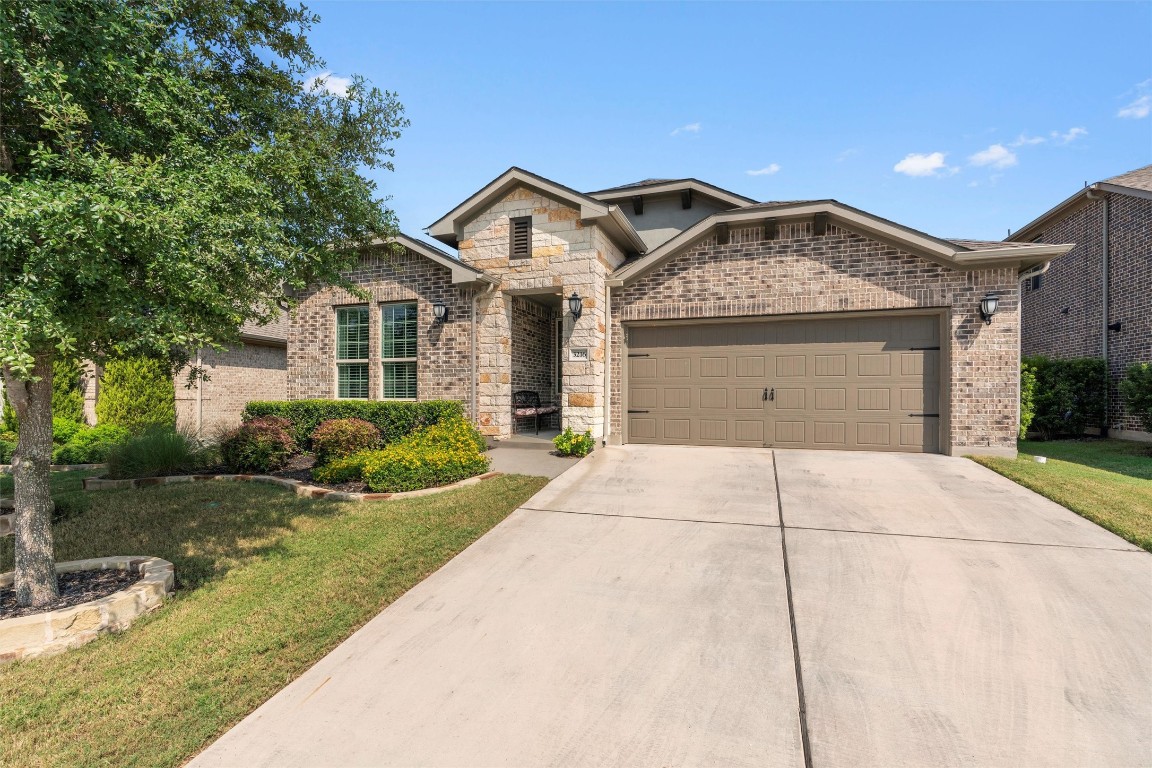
[
  {"left": 1119, "top": 362, "right": 1152, "bottom": 433},
  {"left": 1023, "top": 355, "right": 1107, "bottom": 439},
  {"left": 242, "top": 399, "right": 465, "bottom": 448},
  {"left": 52, "top": 423, "right": 131, "bottom": 464}
]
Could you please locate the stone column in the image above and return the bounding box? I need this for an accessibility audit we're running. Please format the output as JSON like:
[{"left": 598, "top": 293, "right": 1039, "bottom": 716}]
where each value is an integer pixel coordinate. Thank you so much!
[{"left": 476, "top": 290, "right": 512, "bottom": 438}]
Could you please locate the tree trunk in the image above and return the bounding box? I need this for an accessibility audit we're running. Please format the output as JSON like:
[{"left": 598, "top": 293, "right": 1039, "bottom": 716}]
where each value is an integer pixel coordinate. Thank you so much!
[{"left": 2, "top": 352, "right": 58, "bottom": 606}]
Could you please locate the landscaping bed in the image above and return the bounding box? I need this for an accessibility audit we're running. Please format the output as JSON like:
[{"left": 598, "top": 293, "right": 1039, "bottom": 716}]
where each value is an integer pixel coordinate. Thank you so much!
[
  {"left": 0, "top": 568, "right": 141, "bottom": 620},
  {"left": 971, "top": 438, "right": 1152, "bottom": 552}
]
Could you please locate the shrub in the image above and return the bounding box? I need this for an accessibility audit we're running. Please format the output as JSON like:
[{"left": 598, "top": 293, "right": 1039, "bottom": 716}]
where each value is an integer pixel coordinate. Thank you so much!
[
  {"left": 52, "top": 358, "right": 87, "bottom": 424},
  {"left": 52, "top": 417, "right": 87, "bottom": 445},
  {"left": 1023, "top": 355, "right": 1107, "bottom": 439},
  {"left": 0, "top": 440, "right": 15, "bottom": 464},
  {"left": 1119, "top": 363, "right": 1152, "bottom": 433},
  {"left": 358, "top": 417, "right": 490, "bottom": 493},
  {"left": 53, "top": 423, "right": 131, "bottom": 464},
  {"left": 553, "top": 427, "right": 594, "bottom": 457},
  {"left": 242, "top": 399, "right": 465, "bottom": 448},
  {"left": 311, "top": 418, "right": 382, "bottom": 466},
  {"left": 1019, "top": 360, "right": 1037, "bottom": 440},
  {"left": 96, "top": 357, "right": 176, "bottom": 435},
  {"left": 311, "top": 451, "right": 372, "bottom": 485},
  {"left": 220, "top": 419, "right": 297, "bottom": 473},
  {"left": 1, "top": 387, "right": 17, "bottom": 434},
  {"left": 106, "top": 427, "right": 214, "bottom": 480}
]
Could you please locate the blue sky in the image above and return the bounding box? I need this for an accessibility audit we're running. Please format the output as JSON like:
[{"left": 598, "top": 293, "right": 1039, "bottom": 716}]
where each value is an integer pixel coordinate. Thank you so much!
[{"left": 305, "top": 1, "right": 1152, "bottom": 244}]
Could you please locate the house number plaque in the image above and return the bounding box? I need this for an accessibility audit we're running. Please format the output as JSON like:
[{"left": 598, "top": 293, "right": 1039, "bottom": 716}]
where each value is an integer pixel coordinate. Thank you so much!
[{"left": 568, "top": 348, "right": 589, "bottom": 362}]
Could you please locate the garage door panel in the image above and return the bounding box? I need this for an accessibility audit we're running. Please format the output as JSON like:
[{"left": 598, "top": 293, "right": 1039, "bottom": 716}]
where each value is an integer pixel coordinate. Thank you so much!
[{"left": 626, "top": 315, "right": 940, "bottom": 452}]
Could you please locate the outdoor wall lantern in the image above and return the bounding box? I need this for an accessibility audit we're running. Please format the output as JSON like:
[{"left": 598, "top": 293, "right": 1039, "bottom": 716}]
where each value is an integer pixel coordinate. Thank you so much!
[
  {"left": 432, "top": 300, "right": 447, "bottom": 323},
  {"left": 979, "top": 293, "right": 999, "bottom": 325},
  {"left": 568, "top": 292, "right": 583, "bottom": 320}
]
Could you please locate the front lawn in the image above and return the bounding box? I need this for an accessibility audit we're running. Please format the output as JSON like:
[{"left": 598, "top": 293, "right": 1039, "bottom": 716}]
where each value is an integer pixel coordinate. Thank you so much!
[
  {"left": 0, "top": 473, "right": 546, "bottom": 767},
  {"left": 971, "top": 439, "right": 1152, "bottom": 552}
]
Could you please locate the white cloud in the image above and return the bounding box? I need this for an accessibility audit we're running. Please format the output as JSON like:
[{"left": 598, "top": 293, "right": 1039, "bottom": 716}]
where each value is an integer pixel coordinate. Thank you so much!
[
  {"left": 835, "top": 148, "right": 858, "bottom": 162},
  {"left": 304, "top": 71, "right": 352, "bottom": 97},
  {"left": 670, "top": 122, "right": 702, "bottom": 136},
  {"left": 1010, "top": 134, "right": 1046, "bottom": 147},
  {"left": 969, "top": 144, "right": 1017, "bottom": 169},
  {"left": 1118, "top": 80, "right": 1151, "bottom": 119},
  {"left": 893, "top": 152, "right": 951, "bottom": 177},
  {"left": 1051, "top": 127, "right": 1088, "bottom": 144},
  {"left": 746, "top": 163, "right": 781, "bottom": 176}
]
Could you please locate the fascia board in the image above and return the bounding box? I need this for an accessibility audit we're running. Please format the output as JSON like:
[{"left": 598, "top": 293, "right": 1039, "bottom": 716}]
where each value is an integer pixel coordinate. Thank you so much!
[{"left": 590, "top": 180, "right": 756, "bottom": 208}]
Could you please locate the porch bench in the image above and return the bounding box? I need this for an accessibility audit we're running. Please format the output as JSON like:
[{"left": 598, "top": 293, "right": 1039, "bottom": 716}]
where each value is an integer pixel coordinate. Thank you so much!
[{"left": 512, "top": 390, "right": 559, "bottom": 435}]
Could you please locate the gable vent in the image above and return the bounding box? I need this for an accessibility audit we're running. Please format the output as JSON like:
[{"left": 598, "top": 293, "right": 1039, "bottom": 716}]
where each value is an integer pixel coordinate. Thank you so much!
[{"left": 510, "top": 216, "right": 531, "bottom": 258}]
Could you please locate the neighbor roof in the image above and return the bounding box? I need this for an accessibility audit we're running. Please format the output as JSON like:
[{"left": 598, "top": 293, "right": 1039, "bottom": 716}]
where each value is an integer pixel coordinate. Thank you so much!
[
  {"left": 587, "top": 178, "right": 757, "bottom": 209},
  {"left": 1010, "top": 164, "right": 1152, "bottom": 242},
  {"left": 426, "top": 167, "right": 648, "bottom": 254},
  {"left": 609, "top": 200, "right": 1074, "bottom": 286}
]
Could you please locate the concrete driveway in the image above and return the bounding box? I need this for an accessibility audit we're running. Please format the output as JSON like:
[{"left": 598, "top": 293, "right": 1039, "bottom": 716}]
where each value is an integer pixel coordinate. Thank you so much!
[{"left": 191, "top": 446, "right": 1152, "bottom": 768}]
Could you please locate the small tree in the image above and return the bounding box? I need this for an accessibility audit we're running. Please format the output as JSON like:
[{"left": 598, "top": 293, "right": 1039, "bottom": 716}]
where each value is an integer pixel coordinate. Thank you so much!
[
  {"left": 51, "top": 358, "right": 85, "bottom": 425},
  {"left": 1019, "top": 360, "right": 1037, "bottom": 439},
  {"left": 1119, "top": 363, "right": 1152, "bottom": 433},
  {"left": 1, "top": 1, "right": 406, "bottom": 606},
  {"left": 95, "top": 358, "right": 176, "bottom": 435}
]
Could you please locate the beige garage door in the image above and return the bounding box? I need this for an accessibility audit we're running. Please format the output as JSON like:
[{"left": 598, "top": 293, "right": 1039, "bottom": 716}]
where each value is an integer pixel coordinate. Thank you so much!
[{"left": 626, "top": 314, "right": 941, "bottom": 452}]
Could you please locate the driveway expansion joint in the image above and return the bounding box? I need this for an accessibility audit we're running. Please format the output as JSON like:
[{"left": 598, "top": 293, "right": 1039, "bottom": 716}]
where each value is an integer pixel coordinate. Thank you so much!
[
  {"left": 782, "top": 523, "right": 1147, "bottom": 553},
  {"left": 517, "top": 506, "right": 780, "bottom": 528}
]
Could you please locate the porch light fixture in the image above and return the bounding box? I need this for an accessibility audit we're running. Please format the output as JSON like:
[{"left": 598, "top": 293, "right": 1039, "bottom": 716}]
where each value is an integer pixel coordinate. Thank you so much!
[
  {"left": 568, "top": 292, "right": 583, "bottom": 320},
  {"left": 979, "top": 293, "right": 999, "bottom": 325},
  {"left": 432, "top": 300, "right": 447, "bottom": 323}
]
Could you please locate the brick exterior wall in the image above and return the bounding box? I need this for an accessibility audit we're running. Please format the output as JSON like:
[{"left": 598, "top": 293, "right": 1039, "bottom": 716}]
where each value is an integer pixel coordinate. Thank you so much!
[
  {"left": 175, "top": 343, "right": 287, "bottom": 435},
  {"left": 610, "top": 222, "right": 1021, "bottom": 455},
  {"left": 510, "top": 295, "right": 556, "bottom": 400},
  {"left": 287, "top": 245, "right": 474, "bottom": 414},
  {"left": 1022, "top": 193, "right": 1151, "bottom": 435},
  {"left": 457, "top": 186, "right": 627, "bottom": 438}
]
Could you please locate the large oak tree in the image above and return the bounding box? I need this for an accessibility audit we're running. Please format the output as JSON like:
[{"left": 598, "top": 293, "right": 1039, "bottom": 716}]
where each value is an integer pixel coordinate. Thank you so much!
[{"left": 0, "top": 0, "right": 406, "bottom": 606}]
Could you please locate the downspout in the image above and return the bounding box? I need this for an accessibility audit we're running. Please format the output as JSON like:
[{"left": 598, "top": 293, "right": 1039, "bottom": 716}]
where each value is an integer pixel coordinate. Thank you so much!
[
  {"left": 1018, "top": 261, "right": 1051, "bottom": 440},
  {"left": 196, "top": 349, "right": 204, "bottom": 436},
  {"left": 1101, "top": 194, "right": 1110, "bottom": 437},
  {"left": 470, "top": 290, "right": 478, "bottom": 425}
]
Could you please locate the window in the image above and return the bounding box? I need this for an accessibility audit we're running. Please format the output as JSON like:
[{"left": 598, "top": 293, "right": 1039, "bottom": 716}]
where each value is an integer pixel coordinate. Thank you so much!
[
  {"left": 381, "top": 302, "right": 417, "bottom": 399},
  {"left": 336, "top": 306, "right": 370, "bottom": 398},
  {"left": 510, "top": 216, "right": 531, "bottom": 258}
]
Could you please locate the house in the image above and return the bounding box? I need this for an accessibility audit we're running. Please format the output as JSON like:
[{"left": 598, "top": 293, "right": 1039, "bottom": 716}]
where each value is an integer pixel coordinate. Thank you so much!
[
  {"left": 82, "top": 316, "right": 288, "bottom": 435},
  {"left": 287, "top": 167, "right": 1074, "bottom": 457},
  {"left": 1010, "top": 164, "right": 1152, "bottom": 440}
]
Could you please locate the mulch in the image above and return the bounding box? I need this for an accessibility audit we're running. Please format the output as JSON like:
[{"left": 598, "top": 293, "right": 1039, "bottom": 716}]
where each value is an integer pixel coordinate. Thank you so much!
[
  {"left": 0, "top": 568, "right": 143, "bottom": 620},
  {"left": 271, "top": 454, "right": 368, "bottom": 493}
]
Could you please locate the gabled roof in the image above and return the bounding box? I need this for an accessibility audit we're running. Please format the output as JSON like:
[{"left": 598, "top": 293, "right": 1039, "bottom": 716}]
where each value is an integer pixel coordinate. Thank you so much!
[
  {"left": 608, "top": 200, "right": 1073, "bottom": 286},
  {"left": 587, "top": 178, "right": 757, "bottom": 209},
  {"left": 425, "top": 167, "right": 647, "bottom": 254},
  {"left": 372, "top": 233, "right": 497, "bottom": 286},
  {"left": 1010, "top": 164, "right": 1152, "bottom": 241}
]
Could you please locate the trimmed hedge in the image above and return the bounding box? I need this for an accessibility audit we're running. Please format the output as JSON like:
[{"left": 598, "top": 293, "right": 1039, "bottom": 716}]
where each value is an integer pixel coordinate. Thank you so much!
[
  {"left": 53, "top": 423, "right": 130, "bottom": 464},
  {"left": 1019, "top": 360, "right": 1038, "bottom": 440},
  {"left": 242, "top": 399, "right": 465, "bottom": 448},
  {"left": 1023, "top": 355, "right": 1107, "bottom": 439},
  {"left": 1119, "top": 363, "right": 1152, "bottom": 433}
]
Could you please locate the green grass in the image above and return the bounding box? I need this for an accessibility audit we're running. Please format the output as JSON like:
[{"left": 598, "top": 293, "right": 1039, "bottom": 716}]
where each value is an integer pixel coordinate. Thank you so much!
[
  {"left": 0, "top": 473, "right": 547, "bottom": 767},
  {"left": 971, "top": 439, "right": 1152, "bottom": 552}
]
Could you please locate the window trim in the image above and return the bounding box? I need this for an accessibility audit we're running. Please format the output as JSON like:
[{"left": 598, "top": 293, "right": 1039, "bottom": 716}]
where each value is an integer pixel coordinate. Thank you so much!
[
  {"left": 335, "top": 305, "right": 371, "bottom": 400},
  {"left": 380, "top": 301, "right": 418, "bottom": 401}
]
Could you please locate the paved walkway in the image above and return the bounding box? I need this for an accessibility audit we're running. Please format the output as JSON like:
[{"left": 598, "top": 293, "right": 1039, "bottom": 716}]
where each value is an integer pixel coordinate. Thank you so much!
[{"left": 191, "top": 446, "right": 1152, "bottom": 767}]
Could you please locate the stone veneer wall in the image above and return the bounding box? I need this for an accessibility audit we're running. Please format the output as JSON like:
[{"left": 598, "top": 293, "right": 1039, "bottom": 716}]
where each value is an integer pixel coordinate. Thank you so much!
[
  {"left": 175, "top": 342, "right": 287, "bottom": 435},
  {"left": 287, "top": 245, "right": 473, "bottom": 413},
  {"left": 510, "top": 296, "right": 556, "bottom": 400},
  {"left": 1023, "top": 193, "right": 1151, "bottom": 435},
  {"left": 457, "top": 186, "right": 626, "bottom": 438},
  {"left": 610, "top": 222, "right": 1021, "bottom": 454}
]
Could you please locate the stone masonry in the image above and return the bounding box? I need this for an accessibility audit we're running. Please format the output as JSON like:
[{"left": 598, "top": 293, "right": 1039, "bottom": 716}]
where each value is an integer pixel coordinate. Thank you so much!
[
  {"left": 457, "top": 186, "right": 626, "bottom": 438},
  {"left": 510, "top": 295, "right": 556, "bottom": 400},
  {"left": 611, "top": 222, "right": 1021, "bottom": 455},
  {"left": 287, "top": 245, "right": 474, "bottom": 413},
  {"left": 1022, "top": 193, "right": 1151, "bottom": 435}
]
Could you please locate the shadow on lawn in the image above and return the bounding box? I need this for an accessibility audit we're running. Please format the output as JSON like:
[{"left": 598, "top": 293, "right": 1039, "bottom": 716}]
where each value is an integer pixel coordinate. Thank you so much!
[
  {"left": 1018, "top": 438, "right": 1152, "bottom": 481},
  {"left": 2, "top": 481, "right": 337, "bottom": 591}
]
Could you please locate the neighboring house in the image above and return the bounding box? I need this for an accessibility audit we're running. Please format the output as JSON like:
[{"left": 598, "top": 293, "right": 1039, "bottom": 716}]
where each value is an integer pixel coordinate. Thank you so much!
[
  {"left": 83, "top": 316, "right": 288, "bottom": 435},
  {"left": 1011, "top": 164, "right": 1152, "bottom": 440},
  {"left": 287, "top": 167, "right": 1073, "bottom": 457}
]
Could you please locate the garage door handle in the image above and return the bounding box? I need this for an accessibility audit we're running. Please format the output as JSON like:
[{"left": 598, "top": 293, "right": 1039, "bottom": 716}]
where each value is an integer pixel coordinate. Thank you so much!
[
  {"left": 628, "top": 409, "right": 650, "bottom": 414},
  {"left": 764, "top": 388, "right": 774, "bottom": 401},
  {"left": 909, "top": 413, "right": 940, "bottom": 417}
]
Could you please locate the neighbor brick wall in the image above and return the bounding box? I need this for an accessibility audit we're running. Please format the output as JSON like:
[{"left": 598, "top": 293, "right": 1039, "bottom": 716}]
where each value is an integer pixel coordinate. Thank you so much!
[
  {"left": 510, "top": 295, "right": 556, "bottom": 399},
  {"left": 1022, "top": 192, "right": 1151, "bottom": 434},
  {"left": 610, "top": 222, "right": 1021, "bottom": 454},
  {"left": 287, "top": 245, "right": 473, "bottom": 414},
  {"left": 175, "top": 342, "right": 287, "bottom": 435}
]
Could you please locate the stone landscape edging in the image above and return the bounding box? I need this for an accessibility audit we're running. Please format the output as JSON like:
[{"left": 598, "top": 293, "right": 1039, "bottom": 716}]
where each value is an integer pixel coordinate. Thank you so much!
[
  {"left": 81, "top": 470, "right": 504, "bottom": 501},
  {"left": 0, "top": 555, "right": 175, "bottom": 663}
]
